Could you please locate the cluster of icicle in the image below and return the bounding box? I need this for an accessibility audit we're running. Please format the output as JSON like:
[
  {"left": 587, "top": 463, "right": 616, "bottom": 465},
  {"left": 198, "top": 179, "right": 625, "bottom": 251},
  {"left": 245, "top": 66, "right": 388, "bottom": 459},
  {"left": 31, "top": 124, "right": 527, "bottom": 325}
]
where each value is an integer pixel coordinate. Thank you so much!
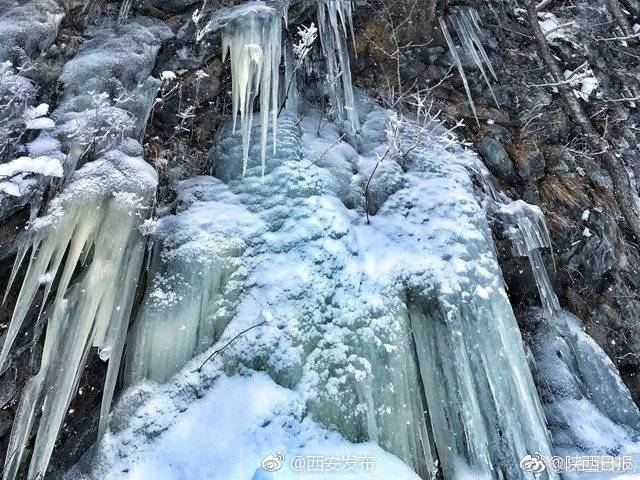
[
  {"left": 317, "top": 0, "right": 360, "bottom": 132},
  {"left": 222, "top": 4, "right": 282, "bottom": 177},
  {"left": 217, "top": 0, "right": 360, "bottom": 177},
  {"left": 0, "top": 152, "right": 157, "bottom": 480},
  {"left": 500, "top": 200, "right": 561, "bottom": 316},
  {"left": 468, "top": 161, "right": 561, "bottom": 317},
  {"left": 439, "top": 7, "right": 499, "bottom": 122}
]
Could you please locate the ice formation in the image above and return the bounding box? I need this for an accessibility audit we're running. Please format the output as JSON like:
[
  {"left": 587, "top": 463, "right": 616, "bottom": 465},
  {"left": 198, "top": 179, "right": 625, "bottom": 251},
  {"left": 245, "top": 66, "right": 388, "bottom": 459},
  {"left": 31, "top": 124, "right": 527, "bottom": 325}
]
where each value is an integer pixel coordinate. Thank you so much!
[
  {"left": 221, "top": 4, "right": 282, "bottom": 176},
  {"left": 0, "top": 0, "right": 64, "bottom": 64},
  {"left": 0, "top": 0, "right": 64, "bottom": 220},
  {"left": 499, "top": 200, "right": 561, "bottom": 316},
  {"left": 440, "top": 8, "right": 498, "bottom": 122},
  {"left": 0, "top": 150, "right": 157, "bottom": 480},
  {"left": 90, "top": 98, "right": 559, "bottom": 480},
  {"left": 317, "top": 0, "right": 360, "bottom": 132},
  {"left": 523, "top": 308, "right": 640, "bottom": 456},
  {"left": 118, "top": 0, "right": 133, "bottom": 23},
  {"left": 125, "top": 176, "right": 263, "bottom": 384}
]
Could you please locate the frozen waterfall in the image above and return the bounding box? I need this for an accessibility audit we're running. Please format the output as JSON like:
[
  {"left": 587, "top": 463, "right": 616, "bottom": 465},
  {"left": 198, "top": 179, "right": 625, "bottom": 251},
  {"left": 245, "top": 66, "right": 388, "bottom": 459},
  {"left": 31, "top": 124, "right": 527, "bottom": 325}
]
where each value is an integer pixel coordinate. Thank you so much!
[
  {"left": 96, "top": 99, "right": 559, "bottom": 480},
  {"left": 124, "top": 175, "right": 262, "bottom": 384},
  {"left": 0, "top": 150, "right": 157, "bottom": 480},
  {"left": 523, "top": 308, "right": 640, "bottom": 456},
  {"left": 499, "top": 200, "right": 561, "bottom": 316}
]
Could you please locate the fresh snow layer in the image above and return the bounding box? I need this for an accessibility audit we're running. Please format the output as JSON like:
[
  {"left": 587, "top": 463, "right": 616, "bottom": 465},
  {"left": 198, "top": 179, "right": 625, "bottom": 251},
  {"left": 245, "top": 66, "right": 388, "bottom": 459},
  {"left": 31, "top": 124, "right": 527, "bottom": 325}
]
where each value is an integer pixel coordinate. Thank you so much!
[{"left": 71, "top": 372, "right": 420, "bottom": 480}]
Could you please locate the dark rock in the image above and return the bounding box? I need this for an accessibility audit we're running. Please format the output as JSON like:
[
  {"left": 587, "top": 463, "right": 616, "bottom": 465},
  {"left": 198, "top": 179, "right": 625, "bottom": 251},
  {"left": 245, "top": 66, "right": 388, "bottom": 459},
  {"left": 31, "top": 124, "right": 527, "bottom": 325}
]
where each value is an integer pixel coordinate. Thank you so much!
[
  {"left": 567, "top": 209, "right": 617, "bottom": 291},
  {"left": 476, "top": 137, "right": 516, "bottom": 182},
  {"left": 144, "top": 0, "right": 200, "bottom": 12},
  {"left": 518, "top": 149, "right": 546, "bottom": 181}
]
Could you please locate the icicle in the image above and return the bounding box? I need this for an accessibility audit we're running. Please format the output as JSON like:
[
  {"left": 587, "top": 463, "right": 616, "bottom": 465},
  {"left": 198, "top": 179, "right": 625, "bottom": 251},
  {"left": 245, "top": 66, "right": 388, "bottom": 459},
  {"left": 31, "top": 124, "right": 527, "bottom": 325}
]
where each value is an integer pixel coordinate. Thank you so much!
[
  {"left": 453, "top": 11, "right": 499, "bottom": 108},
  {"left": 440, "top": 17, "right": 478, "bottom": 121},
  {"left": 500, "top": 200, "right": 561, "bottom": 316},
  {"left": 317, "top": 0, "right": 360, "bottom": 132},
  {"left": 118, "top": 0, "right": 133, "bottom": 23},
  {"left": 221, "top": 5, "right": 282, "bottom": 177},
  {"left": 0, "top": 151, "right": 157, "bottom": 480},
  {"left": 440, "top": 8, "right": 499, "bottom": 124}
]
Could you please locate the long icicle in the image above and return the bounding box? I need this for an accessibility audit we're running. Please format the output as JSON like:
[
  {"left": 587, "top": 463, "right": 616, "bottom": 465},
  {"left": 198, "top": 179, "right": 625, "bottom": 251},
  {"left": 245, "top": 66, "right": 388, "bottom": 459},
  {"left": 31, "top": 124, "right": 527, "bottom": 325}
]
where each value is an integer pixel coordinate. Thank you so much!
[
  {"left": 317, "top": 0, "right": 360, "bottom": 132},
  {"left": 0, "top": 154, "right": 157, "bottom": 480},
  {"left": 221, "top": 6, "right": 282, "bottom": 177},
  {"left": 440, "top": 16, "right": 478, "bottom": 121}
]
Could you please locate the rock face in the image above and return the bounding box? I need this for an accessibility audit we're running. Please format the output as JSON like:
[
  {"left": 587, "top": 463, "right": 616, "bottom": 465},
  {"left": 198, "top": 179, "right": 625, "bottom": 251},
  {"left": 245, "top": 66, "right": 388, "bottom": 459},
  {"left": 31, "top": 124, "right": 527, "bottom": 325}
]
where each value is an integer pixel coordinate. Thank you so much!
[
  {"left": 0, "top": 0, "right": 639, "bottom": 479},
  {"left": 476, "top": 137, "right": 516, "bottom": 182}
]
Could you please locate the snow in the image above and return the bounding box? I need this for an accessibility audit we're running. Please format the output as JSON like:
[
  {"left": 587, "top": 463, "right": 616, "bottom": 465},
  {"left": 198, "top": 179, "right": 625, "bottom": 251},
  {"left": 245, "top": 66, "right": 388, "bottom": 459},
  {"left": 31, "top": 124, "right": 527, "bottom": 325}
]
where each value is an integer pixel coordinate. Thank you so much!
[
  {"left": 0, "top": 155, "right": 63, "bottom": 178},
  {"left": 72, "top": 372, "right": 420, "bottom": 480},
  {"left": 25, "top": 116, "right": 55, "bottom": 130},
  {"left": 24, "top": 103, "right": 50, "bottom": 119},
  {"left": 0, "top": 181, "right": 20, "bottom": 196},
  {"left": 539, "top": 12, "right": 574, "bottom": 44},
  {"left": 161, "top": 70, "right": 177, "bottom": 81},
  {"left": 581, "top": 209, "right": 590, "bottom": 221}
]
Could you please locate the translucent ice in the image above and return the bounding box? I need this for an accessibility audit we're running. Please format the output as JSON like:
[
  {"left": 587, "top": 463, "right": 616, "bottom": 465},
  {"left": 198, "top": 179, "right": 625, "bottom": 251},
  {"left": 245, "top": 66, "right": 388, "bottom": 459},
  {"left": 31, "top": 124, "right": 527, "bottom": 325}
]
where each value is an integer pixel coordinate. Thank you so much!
[{"left": 0, "top": 150, "right": 157, "bottom": 480}]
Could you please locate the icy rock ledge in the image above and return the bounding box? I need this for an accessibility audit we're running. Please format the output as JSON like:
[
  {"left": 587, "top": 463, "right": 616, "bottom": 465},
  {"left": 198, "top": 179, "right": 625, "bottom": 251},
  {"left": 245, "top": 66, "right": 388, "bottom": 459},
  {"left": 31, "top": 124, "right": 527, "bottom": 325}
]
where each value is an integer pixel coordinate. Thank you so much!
[{"left": 523, "top": 308, "right": 640, "bottom": 457}]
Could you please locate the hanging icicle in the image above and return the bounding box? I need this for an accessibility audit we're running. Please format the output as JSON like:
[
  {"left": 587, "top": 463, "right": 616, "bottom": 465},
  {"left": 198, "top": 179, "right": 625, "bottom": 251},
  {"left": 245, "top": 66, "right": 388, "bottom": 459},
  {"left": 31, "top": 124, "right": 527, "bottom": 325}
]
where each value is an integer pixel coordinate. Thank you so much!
[
  {"left": 499, "top": 200, "right": 561, "bottom": 317},
  {"left": 440, "top": 7, "right": 499, "bottom": 124},
  {"left": 118, "top": 0, "right": 133, "bottom": 23},
  {"left": 221, "top": 4, "right": 282, "bottom": 177},
  {"left": 317, "top": 0, "right": 360, "bottom": 132},
  {"left": 0, "top": 150, "right": 157, "bottom": 480}
]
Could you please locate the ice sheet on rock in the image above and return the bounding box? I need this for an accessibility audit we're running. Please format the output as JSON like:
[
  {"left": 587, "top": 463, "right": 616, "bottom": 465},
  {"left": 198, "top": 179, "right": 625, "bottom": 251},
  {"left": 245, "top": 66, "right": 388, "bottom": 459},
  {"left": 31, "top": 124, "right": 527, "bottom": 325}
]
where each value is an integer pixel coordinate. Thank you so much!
[
  {"left": 522, "top": 308, "right": 640, "bottom": 456},
  {"left": 125, "top": 176, "right": 263, "bottom": 384},
  {"left": 220, "top": 3, "right": 282, "bottom": 176},
  {"left": 39, "top": 18, "right": 170, "bottom": 183},
  {"left": 58, "top": 19, "right": 171, "bottom": 117},
  {"left": 0, "top": 0, "right": 64, "bottom": 64},
  {"left": 97, "top": 101, "right": 558, "bottom": 479},
  {"left": 317, "top": 0, "right": 360, "bottom": 132},
  {"left": 0, "top": 62, "right": 54, "bottom": 222},
  {"left": 0, "top": 150, "right": 157, "bottom": 480}
]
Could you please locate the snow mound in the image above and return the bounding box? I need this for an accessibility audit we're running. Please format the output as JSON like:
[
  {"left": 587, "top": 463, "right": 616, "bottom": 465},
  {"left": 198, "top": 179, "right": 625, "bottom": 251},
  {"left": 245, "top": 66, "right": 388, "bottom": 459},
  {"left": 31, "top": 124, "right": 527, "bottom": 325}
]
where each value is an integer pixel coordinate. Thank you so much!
[{"left": 70, "top": 372, "right": 420, "bottom": 480}]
